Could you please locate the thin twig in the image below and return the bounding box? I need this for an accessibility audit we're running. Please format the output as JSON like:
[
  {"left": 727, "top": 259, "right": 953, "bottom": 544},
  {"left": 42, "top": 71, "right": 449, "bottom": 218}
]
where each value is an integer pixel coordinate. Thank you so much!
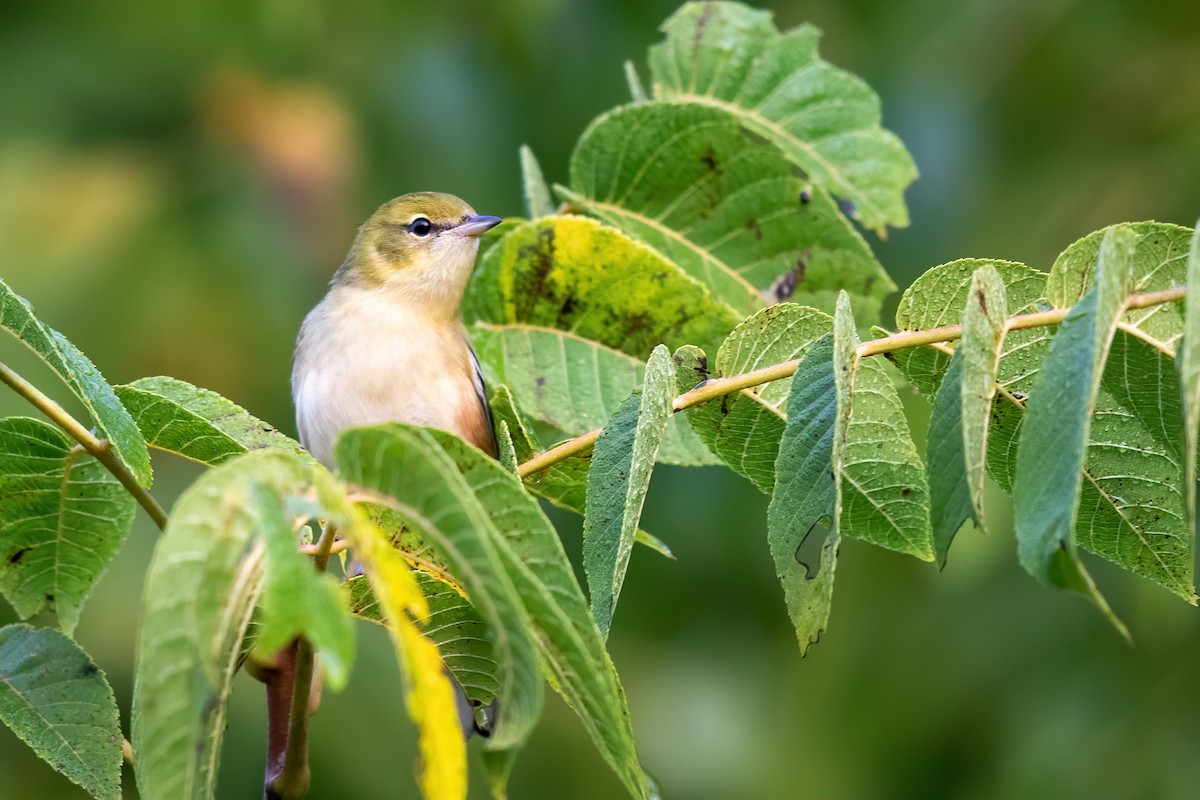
[
  {"left": 515, "top": 286, "right": 1187, "bottom": 478},
  {"left": 0, "top": 361, "right": 168, "bottom": 530}
]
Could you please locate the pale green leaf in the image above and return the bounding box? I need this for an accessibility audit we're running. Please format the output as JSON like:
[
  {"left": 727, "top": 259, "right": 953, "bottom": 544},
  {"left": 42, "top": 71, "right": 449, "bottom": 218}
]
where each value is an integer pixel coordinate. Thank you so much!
[
  {"left": 487, "top": 385, "right": 674, "bottom": 559},
  {"left": 834, "top": 295, "right": 933, "bottom": 559},
  {"left": 564, "top": 102, "right": 892, "bottom": 319},
  {"left": 677, "top": 304, "right": 832, "bottom": 492},
  {"left": 254, "top": 488, "right": 355, "bottom": 691},
  {"left": 0, "top": 416, "right": 136, "bottom": 636},
  {"left": 584, "top": 346, "right": 675, "bottom": 636},
  {"left": 0, "top": 279, "right": 151, "bottom": 486},
  {"left": 519, "top": 145, "right": 555, "bottom": 219},
  {"left": 648, "top": 2, "right": 917, "bottom": 232},
  {"left": 116, "top": 376, "right": 310, "bottom": 466},
  {"left": 471, "top": 324, "right": 715, "bottom": 467},
  {"left": 1014, "top": 228, "right": 1137, "bottom": 635},
  {"left": 426, "top": 429, "right": 650, "bottom": 800},
  {"left": 1047, "top": 221, "right": 1193, "bottom": 347},
  {"left": 348, "top": 572, "right": 499, "bottom": 710},
  {"left": 1179, "top": 222, "right": 1200, "bottom": 561},
  {"left": 132, "top": 452, "right": 313, "bottom": 799},
  {"left": 462, "top": 215, "right": 740, "bottom": 359},
  {"left": 624, "top": 60, "right": 648, "bottom": 104},
  {"left": 0, "top": 623, "right": 121, "bottom": 800},
  {"left": 334, "top": 425, "right": 543, "bottom": 751},
  {"left": 766, "top": 334, "right": 838, "bottom": 654}
]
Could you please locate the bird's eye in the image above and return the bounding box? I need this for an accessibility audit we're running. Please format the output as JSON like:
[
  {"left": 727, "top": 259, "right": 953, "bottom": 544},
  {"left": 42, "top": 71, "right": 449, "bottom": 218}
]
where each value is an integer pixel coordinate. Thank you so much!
[{"left": 408, "top": 217, "right": 433, "bottom": 236}]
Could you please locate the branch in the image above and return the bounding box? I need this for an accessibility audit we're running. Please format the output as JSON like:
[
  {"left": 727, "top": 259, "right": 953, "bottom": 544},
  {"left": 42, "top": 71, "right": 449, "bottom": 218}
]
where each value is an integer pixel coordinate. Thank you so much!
[
  {"left": 264, "top": 522, "right": 337, "bottom": 800},
  {"left": 516, "top": 286, "right": 1185, "bottom": 478},
  {"left": 0, "top": 360, "right": 168, "bottom": 530}
]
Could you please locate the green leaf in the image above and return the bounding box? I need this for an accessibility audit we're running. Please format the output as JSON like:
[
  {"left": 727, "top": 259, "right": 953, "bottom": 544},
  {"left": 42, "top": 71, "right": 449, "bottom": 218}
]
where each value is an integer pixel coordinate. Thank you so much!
[
  {"left": 425, "top": 429, "right": 650, "bottom": 800},
  {"left": 624, "top": 60, "right": 649, "bottom": 104},
  {"left": 648, "top": 2, "right": 917, "bottom": 233},
  {"left": 1179, "top": 222, "right": 1200, "bottom": 561},
  {"left": 488, "top": 385, "right": 675, "bottom": 559},
  {"left": 0, "top": 623, "right": 121, "bottom": 800},
  {"left": 0, "top": 416, "right": 136, "bottom": 636},
  {"left": 519, "top": 145, "right": 555, "bottom": 219},
  {"left": 765, "top": 334, "right": 838, "bottom": 654},
  {"left": 891, "top": 258, "right": 1047, "bottom": 398},
  {"left": 348, "top": 572, "right": 499, "bottom": 709},
  {"left": 334, "top": 425, "right": 543, "bottom": 751},
  {"left": 471, "top": 323, "right": 716, "bottom": 466},
  {"left": 463, "top": 215, "right": 740, "bottom": 360},
  {"left": 116, "top": 376, "right": 311, "bottom": 466},
  {"left": 564, "top": 102, "right": 892, "bottom": 320},
  {"left": 0, "top": 279, "right": 151, "bottom": 486},
  {"left": 926, "top": 266, "right": 1008, "bottom": 564},
  {"left": 677, "top": 304, "right": 832, "bottom": 492},
  {"left": 926, "top": 351, "right": 973, "bottom": 567},
  {"left": 1047, "top": 221, "right": 1194, "bottom": 347},
  {"left": 254, "top": 489, "right": 355, "bottom": 691},
  {"left": 132, "top": 452, "right": 312, "bottom": 799},
  {"left": 584, "top": 346, "right": 675, "bottom": 636},
  {"left": 833, "top": 296, "right": 933, "bottom": 559},
  {"left": 1013, "top": 228, "right": 1137, "bottom": 635}
]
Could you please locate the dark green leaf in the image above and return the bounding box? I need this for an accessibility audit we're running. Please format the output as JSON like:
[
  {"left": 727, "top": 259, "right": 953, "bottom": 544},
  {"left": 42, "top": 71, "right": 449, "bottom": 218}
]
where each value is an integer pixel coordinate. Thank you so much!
[
  {"left": 0, "top": 279, "right": 151, "bottom": 486},
  {"left": 926, "top": 351, "right": 973, "bottom": 567},
  {"left": 0, "top": 623, "right": 121, "bottom": 800},
  {"left": 0, "top": 416, "right": 136, "bottom": 635},
  {"left": 565, "top": 102, "right": 892, "bottom": 320},
  {"left": 584, "top": 346, "right": 675, "bottom": 636},
  {"left": 766, "top": 335, "right": 838, "bottom": 654},
  {"left": 648, "top": 2, "right": 917, "bottom": 232},
  {"left": 1013, "top": 229, "right": 1136, "bottom": 635}
]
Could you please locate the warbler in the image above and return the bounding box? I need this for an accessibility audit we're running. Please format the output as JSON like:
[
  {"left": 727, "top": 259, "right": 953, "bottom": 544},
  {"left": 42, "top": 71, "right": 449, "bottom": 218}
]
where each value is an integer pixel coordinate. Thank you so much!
[{"left": 292, "top": 192, "right": 501, "bottom": 468}]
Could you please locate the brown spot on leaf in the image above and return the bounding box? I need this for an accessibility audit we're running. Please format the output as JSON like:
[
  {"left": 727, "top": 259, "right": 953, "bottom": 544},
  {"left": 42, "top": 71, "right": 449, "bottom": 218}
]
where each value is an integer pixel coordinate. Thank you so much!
[
  {"left": 7, "top": 547, "right": 29, "bottom": 565},
  {"left": 977, "top": 289, "right": 987, "bottom": 314},
  {"left": 745, "top": 218, "right": 763, "bottom": 241},
  {"left": 700, "top": 146, "right": 720, "bottom": 173}
]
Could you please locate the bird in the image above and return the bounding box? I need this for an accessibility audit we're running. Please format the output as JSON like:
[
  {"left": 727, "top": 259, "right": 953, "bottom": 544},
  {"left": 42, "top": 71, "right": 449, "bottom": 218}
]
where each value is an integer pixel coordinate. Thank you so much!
[
  {"left": 291, "top": 191, "right": 502, "bottom": 739},
  {"left": 292, "top": 191, "right": 501, "bottom": 468}
]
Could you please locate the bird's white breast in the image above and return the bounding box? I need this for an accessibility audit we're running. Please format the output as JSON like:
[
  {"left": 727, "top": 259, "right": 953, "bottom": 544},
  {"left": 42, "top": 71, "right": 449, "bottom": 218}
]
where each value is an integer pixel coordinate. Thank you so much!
[{"left": 292, "top": 286, "right": 481, "bottom": 469}]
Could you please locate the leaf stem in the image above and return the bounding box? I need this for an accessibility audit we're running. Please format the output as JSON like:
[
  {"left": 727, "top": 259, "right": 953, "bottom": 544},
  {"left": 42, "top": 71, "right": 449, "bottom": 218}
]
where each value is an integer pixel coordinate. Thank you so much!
[
  {"left": 0, "top": 360, "right": 168, "bottom": 530},
  {"left": 515, "top": 286, "right": 1185, "bottom": 477}
]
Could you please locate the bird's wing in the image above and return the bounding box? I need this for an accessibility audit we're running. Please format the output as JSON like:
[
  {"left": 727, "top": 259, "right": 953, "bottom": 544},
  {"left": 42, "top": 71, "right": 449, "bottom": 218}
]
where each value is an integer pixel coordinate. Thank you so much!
[{"left": 468, "top": 342, "right": 499, "bottom": 458}]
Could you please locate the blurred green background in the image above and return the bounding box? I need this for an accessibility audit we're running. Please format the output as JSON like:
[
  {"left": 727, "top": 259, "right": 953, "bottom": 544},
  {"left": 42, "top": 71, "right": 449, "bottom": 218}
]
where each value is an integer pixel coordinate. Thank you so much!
[{"left": 3, "top": 0, "right": 1200, "bottom": 798}]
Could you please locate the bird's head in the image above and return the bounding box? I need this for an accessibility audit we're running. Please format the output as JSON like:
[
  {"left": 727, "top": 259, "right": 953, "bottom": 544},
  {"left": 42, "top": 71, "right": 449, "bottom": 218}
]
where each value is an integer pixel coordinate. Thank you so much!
[{"left": 335, "top": 192, "right": 501, "bottom": 316}]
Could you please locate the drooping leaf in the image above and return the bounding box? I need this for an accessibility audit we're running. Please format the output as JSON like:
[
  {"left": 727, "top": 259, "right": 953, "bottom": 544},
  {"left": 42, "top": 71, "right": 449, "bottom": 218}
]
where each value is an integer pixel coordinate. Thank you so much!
[
  {"left": 132, "top": 452, "right": 312, "bottom": 799},
  {"left": 0, "top": 279, "right": 151, "bottom": 486},
  {"left": 519, "top": 145, "right": 555, "bottom": 219},
  {"left": 648, "top": 2, "right": 918, "bottom": 233},
  {"left": 677, "top": 304, "right": 832, "bottom": 492},
  {"left": 926, "top": 351, "right": 973, "bottom": 567},
  {"left": 1013, "top": 228, "right": 1137, "bottom": 634},
  {"left": 471, "top": 324, "right": 716, "bottom": 466},
  {"left": 926, "top": 266, "right": 1008, "bottom": 564},
  {"left": 583, "top": 346, "right": 675, "bottom": 636},
  {"left": 116, "top": 376, "right": 311, "bottom": 466},
  {"left": 347, "top": 572, "right": 499, "bottom": 711},
  {"left": 564, "top": 102, "right": 892, "bottom": 320},
  {"left": 463, "top": 215, "right": 740, "bottom": 359},
  {"left": 0, "top": 416, "right": 136, "bottom": 635},
  {"left": 1047, "top": 221, "right": 1194, "bottom": 348},
  {"left": 0, "top": 624, "right": 122, "bottom": 800},
  {"left": 426, "top": 429, "right": 650, "bottom": 800},
  {"left": 488, "top": 385, "right": 674, "bottom": 559},
  {"left": 335, "top": 509, "right": 467, "bottom": 800},
  {"left": 334, "top": 425, "right": 543, "bottom": 751},
  {"left": 765, "top": 334, "right": 838, "bottom": 654},
  {"left": 833, "top": 296, "right": 933, "bottom": 559},
  {"left": 1179, "top": 222, "right": 1200, "bottom": 557},
  {"left": 253, "top": 488, "right": 355, "bottom": 691}
]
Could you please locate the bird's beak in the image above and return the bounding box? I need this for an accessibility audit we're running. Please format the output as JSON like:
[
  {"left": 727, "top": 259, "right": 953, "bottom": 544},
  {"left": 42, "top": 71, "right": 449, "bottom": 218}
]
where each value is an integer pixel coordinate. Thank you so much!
[{"left": 451, "top": 214, "right": 503, "bottom": 237}]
